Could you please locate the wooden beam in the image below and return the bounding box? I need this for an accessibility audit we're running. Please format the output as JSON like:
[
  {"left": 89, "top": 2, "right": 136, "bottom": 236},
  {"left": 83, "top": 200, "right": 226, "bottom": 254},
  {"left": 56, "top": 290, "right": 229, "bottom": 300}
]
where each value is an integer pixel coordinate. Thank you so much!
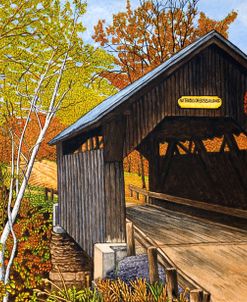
[
  {"left": 219, "top": 136, "right": 227, "bottom": 153},
  {"left": 147, "top": 247, "right": 159, "bottom": 284},
  {"left": 166, "top": 268, "right": 179, "bottom": 300},
  {"left": 103, "top": 116, "right": 125, "bottom": 161},
  {"left": 224, "top": 133, "right": 239, "bottom": 153},
  {"left": 177, "top": 141, "right": 192, "bottom": 154},
  {"left": 190, "top": 289, "right": 204, "bottom": 302},
  {"left": 128, "top": 184, "right": 247, "bottom": 219},
  {"left": 126, "top": 222, "right": 135, "bottom": 256},
  {"left": 160, "top": 141, "right": 176, "bottom": 185}
]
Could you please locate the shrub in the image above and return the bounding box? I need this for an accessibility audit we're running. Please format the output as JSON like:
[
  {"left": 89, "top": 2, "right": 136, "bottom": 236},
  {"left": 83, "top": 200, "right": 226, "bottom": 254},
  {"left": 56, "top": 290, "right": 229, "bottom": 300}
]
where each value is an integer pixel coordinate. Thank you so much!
[
  {"left": 0, "top": 186, "right": 53, "bottom": 301},
  {"left": 35, "top": 277, "right": 189, "bottom": 302}
]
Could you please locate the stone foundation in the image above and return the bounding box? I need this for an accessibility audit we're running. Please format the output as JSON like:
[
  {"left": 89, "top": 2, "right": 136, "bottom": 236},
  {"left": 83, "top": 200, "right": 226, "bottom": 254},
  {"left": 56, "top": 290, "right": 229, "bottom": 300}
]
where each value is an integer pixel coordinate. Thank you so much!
[
  {"left": 49, "top": 231, "right": 92, "bottom": 289},
  {"left": 94, "top": 243, "right": 127, "bottom": 281}
]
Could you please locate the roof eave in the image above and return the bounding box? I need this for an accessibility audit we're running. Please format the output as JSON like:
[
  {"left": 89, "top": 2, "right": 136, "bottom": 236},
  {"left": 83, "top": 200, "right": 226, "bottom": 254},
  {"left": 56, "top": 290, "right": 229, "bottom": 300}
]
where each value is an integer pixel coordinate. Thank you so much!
[{"left": 49, "top": 31, "right": 247, "bottom": 146}]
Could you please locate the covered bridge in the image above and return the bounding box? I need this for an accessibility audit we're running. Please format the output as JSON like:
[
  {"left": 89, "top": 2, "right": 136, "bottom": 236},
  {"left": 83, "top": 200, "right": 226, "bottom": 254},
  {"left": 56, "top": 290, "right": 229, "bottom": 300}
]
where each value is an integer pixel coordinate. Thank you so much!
[{"left": 49, "top": 30, "right": 247, "bottom": 258}]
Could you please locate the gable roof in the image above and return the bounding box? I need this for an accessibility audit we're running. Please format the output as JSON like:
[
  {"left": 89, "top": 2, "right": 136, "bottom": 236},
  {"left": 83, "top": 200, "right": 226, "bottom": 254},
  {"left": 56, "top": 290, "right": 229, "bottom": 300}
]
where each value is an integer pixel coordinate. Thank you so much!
[{"left": 49, "top": 30, "right": 247, "bottom": 145}]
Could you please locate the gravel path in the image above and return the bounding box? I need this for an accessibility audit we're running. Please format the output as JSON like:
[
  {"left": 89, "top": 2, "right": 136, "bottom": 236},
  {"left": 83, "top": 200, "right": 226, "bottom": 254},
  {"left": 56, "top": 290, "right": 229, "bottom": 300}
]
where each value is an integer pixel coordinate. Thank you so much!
[{"left": 106, "top": 254, "right": 165, "bottom": 283}]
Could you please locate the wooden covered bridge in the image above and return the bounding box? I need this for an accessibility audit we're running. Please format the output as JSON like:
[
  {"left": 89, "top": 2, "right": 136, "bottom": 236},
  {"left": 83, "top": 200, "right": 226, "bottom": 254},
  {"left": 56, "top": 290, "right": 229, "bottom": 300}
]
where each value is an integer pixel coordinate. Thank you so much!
[{"left": 49, "top": 30, "right": 247, "bottom": 299}]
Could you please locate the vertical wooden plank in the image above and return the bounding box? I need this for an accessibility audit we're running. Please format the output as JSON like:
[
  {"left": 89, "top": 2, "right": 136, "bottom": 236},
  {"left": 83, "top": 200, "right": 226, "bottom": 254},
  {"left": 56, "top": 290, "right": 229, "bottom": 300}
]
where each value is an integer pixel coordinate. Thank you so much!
[
  {"left": 179, "top": 65, "right": 184, "bottom": 116},
  {"left": 183, "top": 60, "right": 190, "bottom": 117},
  {"left": 65, "top": 155, "right": 69, "bottom": 232},
  {"left": 167, "top": 76, "right": 173, "bottom": 117},
  {"left": 129, "top": 109, "right": 133, "bottom": 154},
  {"left": 159, "top": 81, "right": 165, "bottom": 118},
  {"left": 126, "top": 222, "right": 135, "bottom": 256},
  {"left": 70, "top": 154, "right": 75, "bottom": 240},
  {"left": 145, "top": 93, "right": 150, "bottom": 133},
  {"left": 56, "top": 143, "right": 63, "bottom": 227},
  {"left": 100, "top": 150, "right": 106, "bottom": 242},
  {"left": 188, "top": 58, "right": 194, "bottom": 117},
  {"left": 136, "top": 99, "right": 141, "bottom": 145},
  {"left": 131, "top": 102, "right": 136, "bottom": 151},
  {"left": 83, "top": 152, "right": 89, "bottom": 254},
  {"left": 140, "top": 97, "right": 145, "bottom": 141},
  {"left": 151, "top": 89, "right": 156, "bottom": 130},
  {"left": 114, "top": 162, "right": 120, "bottom": 242},
  {"left": 166, "top": 268, "right": 179, "bottom": 300},
  {"left": 220, "top": 52, "right": 226, "bottom": 116},
  {"left": 104, "top": 160, "right": 125, "bottom": 243},
  {"left": 111, "top": 162, "right": 117, "bottom": 240},
  {"left": 197, "top": 54, "right": 203, "bottom": 116},
  {"left": 72, "top": 155, "right": 76, "bottom": 241},
  {"left": 203, "top": 292, "right": 211, "bottom": 302},
  {"left": 66, "top": 155, "right": 71, "bottom": 236},
  {"left": 147, "top": 246, "right": 159, "bottom": 284},
  {"left": 124, "top": 115, "right": 130, "bottom": 157},
  {"left": 90, "top": 151, "right": 96, "bottom": 248},
  {"left": 97, "top": 150, "right": 103, "bottom": 242},
  {"left": 104, "top": 162, "right": 111, "bottom": 242},
  {"left": 76, "top": 153, "right": 83, "bottom": 246},
  {"left": 81, "top": 152, "right": 87, "bottom": 249},
  {"left": 156, "top": 85, "right": 162, "bottom": 124},
  {"left": 215, "top": 49, "right": 221, "bottom": 112},
  {"left": 163, "top": 80, "right": 168, "bottom": 116},
  {"left": 171, "top": 74, "right": 176, "bottom": 116},
  {"left": 120, "top": 161, "right": 126, "bottom": 240},
  {"left": 147, "top": 91, "right": 153, "bottom": 133},
  {"left": 190, "top": 289, "right": 204, "bottom": 302}
]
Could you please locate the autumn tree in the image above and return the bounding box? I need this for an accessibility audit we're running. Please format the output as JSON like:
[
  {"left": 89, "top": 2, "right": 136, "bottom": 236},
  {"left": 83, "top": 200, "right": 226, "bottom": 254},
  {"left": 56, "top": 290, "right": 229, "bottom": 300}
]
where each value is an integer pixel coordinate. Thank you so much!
[
  {"left": 93, "top": 0, "right": 237, "bottom": 89},
  {"left": 0, "top": 1, "right": 115, "bottom": 300},
  {"left": 0, "top": 1, "right": 116, "bottom": 127},
  {"left": 0, "top": 115, "right": 65, "bottom": 163},
  {"left": 93, "top": 0, "right": 237, "bottom": 189}
]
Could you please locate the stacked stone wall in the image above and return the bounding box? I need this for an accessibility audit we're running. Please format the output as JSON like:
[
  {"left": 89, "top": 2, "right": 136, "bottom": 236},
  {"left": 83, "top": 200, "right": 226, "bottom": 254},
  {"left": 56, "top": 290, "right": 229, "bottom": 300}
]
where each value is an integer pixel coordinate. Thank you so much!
[{"left": 49, "top": 231, "right": 92, "bottom": 289}]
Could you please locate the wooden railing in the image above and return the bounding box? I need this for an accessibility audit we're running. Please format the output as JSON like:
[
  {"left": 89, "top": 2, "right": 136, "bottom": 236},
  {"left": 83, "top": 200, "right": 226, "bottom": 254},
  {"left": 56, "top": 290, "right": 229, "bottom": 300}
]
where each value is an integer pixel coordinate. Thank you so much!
[
  {"left": 126, "top": 219, "right": 211, "bottom": 302},
  {"left": 129, "top": 184, "right": 247, "bottom": 219},
  {"left": 44, "top": 188, "right": 58, "bottom": 202}
]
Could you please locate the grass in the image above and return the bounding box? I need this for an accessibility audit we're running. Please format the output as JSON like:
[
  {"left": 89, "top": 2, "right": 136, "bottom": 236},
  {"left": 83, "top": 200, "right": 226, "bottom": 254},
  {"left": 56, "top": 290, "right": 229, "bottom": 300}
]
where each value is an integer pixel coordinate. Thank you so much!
[{"left": 124, "top": 172, "right": 148, "bottom": 204}]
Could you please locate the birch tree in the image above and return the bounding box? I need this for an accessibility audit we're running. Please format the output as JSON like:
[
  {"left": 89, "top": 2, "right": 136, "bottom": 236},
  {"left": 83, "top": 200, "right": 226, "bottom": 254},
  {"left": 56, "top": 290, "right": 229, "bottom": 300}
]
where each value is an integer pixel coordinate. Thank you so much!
[{"left": 0, "top": 1, "right": 114, "bottom": 300}]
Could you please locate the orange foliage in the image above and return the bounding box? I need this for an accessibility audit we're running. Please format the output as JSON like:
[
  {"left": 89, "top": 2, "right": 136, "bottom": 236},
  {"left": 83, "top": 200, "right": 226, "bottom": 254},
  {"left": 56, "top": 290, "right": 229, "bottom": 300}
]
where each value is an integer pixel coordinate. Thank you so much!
[
  {"left": 0, "top": 114, "right": 65, "bottom": 163},
  {"left": 244, "top": 91, "right": 247, "bottom": 115},
  {"left": 2, "top": 192, "right": 52, "bottom": 300},
  {"left": 93, "top": 0, "right": 237, "bottom": 89}
]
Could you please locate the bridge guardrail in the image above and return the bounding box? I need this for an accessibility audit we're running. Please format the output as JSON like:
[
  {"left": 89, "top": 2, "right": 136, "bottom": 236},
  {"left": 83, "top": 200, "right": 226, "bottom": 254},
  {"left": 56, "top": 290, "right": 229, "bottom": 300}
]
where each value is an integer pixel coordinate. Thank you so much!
[
  {"left": 129, "top": 184, "right": 247, "bottom": 219},
  {"left": 126, "top": 219, "right": 211, "bottom": 302}
]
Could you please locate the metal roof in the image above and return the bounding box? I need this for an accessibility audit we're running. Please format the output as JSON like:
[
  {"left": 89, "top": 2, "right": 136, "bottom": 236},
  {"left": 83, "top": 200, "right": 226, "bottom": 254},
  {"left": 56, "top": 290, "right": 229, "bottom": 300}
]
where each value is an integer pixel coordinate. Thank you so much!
[{"left": 49, "top": 30, "right": 247, "bottom": 145}]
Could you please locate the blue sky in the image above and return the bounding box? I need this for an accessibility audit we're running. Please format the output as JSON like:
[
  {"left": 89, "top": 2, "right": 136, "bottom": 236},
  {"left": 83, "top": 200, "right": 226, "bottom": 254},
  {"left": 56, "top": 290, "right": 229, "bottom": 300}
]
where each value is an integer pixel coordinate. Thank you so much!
[{"left": 83, "top": 0, "right": 247, "bottom": 54}]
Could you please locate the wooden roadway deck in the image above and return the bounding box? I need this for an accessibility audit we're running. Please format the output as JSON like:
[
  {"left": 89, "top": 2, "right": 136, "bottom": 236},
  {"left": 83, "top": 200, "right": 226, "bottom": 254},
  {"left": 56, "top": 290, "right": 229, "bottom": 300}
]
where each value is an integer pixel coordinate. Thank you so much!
[{"left": 126, "top": 204, "right": 247, "bottom": 302}]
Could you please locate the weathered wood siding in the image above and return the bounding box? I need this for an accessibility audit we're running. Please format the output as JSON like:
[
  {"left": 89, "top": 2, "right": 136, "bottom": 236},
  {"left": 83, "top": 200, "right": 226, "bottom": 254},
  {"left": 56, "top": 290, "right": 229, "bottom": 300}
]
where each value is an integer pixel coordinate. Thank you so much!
[
  {"left": 104, "top": 161, "right": 126, "bottom": 242},
  {"left": 58, "top": 149, "right": 105, "bottom": 256},
  {"left": 123, "top": 45, "right": 247, "bottom": 156}
]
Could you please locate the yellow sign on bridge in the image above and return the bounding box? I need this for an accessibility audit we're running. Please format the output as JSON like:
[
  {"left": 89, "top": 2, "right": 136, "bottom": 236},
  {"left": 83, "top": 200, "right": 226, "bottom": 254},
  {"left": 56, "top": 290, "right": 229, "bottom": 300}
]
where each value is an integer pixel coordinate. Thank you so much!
[{"left": 178, "top": 96, "right": 222, "bottom": 109}]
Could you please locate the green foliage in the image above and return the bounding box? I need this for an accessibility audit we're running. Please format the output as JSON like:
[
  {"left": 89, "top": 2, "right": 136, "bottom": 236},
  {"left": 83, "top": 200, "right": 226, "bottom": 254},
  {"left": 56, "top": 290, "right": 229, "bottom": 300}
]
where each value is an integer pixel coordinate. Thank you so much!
[
  {"left": 25, "top": 186, "right": 56, "bottom": 213},
  {"left": 147, "top": 282, "right": 165, "bottom": 302},
  {"left": 34, "top": 281, "right": 101, "bottom": 302},
  {"left": 0, "top": 0, "right": 116, "bottom": 127}
]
